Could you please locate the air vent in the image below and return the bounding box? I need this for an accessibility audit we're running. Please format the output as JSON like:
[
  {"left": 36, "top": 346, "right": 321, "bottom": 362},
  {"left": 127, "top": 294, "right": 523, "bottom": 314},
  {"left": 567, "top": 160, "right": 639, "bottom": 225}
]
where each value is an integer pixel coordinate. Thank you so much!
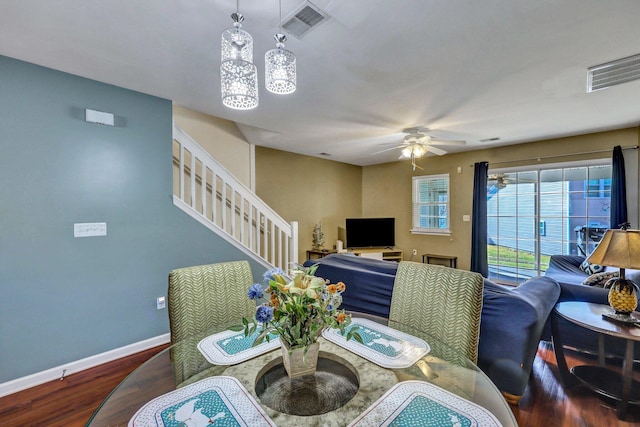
[
  {"left": 282, "top": 2, "right": 329, "bottom": 39},
  {"left": 588, "top": 53, "right": 640, "bottom": 92}
]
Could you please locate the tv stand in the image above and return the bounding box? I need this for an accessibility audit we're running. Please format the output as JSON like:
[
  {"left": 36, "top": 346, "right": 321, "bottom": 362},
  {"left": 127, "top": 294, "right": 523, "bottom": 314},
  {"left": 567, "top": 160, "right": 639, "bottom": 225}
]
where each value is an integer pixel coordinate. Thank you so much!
[{"left": 348, "top": 247, "right": 403, "bottom": 262}]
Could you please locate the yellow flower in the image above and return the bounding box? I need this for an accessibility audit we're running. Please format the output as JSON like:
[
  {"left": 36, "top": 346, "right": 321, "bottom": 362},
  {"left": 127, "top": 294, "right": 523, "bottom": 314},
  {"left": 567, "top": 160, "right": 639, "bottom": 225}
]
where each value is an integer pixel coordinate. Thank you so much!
[
  {"left": 336, "top": 282, "right": 346, "bottom": 292},
  {"left": 327, "top": 284, "right": 338, "bottom": 294}
]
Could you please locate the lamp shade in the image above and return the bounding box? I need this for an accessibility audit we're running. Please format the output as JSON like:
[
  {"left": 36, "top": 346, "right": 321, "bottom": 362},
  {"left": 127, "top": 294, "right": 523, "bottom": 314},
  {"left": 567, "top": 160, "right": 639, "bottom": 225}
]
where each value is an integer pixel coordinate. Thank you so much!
[
  {"left": 586, "top": 229, "right": 640, "bottom": 270},
  {"left": 220, "top": 12, "right": 258, "bottom": 110},
  {"left": 220, "top": 59, "right": 259, "bottom": 110},
  {"left": 265, "top": 34, "right": 296, "bottom": 94},
  {"left": 221, "top": 13, "right": 253, "bottom": 63}
]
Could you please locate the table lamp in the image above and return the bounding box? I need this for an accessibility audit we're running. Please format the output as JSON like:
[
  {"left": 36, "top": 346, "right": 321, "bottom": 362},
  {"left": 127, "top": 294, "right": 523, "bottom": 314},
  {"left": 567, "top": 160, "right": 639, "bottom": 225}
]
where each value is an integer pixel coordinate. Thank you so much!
[{"left": 586, "top": 228, "right": 640, "bottom": 321}]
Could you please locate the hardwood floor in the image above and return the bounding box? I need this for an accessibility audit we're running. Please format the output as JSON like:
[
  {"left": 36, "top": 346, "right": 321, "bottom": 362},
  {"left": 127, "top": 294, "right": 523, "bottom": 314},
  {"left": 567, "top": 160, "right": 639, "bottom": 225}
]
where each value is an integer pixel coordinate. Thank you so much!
[
  {"left": 514, "top": 341, "right": 640, "bottom": 427},
  {"left": 0, "top": 345, "right": 169, "bottom": 427},
  {"left": 0, "top": 341, "right": 639, "bottom": 426}
]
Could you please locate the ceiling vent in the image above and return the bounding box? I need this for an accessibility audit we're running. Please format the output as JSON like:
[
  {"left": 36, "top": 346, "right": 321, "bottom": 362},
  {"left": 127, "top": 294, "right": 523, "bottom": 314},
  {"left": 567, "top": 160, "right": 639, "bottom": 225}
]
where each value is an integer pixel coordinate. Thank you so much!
[
  {"left": 587, "top": 53, "right": 640, "bottom": 92},
  {"left": 281, "top": 2, "right": 329, "bottom": 39}
]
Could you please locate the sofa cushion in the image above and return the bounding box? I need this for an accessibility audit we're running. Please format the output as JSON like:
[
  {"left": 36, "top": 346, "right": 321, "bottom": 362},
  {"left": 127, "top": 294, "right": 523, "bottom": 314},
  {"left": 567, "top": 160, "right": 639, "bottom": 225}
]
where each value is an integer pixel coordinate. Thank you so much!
[
  {"left": 579, "top": 259, "right": 604, "bottom": 275},
  {"left": 581, "top": 271, "right": 619, "bottom": 287}
]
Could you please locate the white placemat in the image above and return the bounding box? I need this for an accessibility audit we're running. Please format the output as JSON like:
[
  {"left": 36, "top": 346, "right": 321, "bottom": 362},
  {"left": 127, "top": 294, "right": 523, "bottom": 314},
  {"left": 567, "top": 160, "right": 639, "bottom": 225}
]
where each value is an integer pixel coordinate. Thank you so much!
[
  {"left": 322, "top": 317, "right": 429, "bottom": 369},
  {"left": 348, "top": 380, "right": 503, "bottom": 427},
  {"left": 197, "top": 328, "right": 280, "bottom": 365},
  {"left": 128, "top": 376, "right": 276, "bottom": 426}
]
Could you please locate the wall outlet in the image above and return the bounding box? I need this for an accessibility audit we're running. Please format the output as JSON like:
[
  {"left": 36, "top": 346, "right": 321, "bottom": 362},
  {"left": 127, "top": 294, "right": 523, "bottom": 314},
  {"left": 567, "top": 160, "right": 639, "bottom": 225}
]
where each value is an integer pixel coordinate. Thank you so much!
[
  {"left": 156, "top": 296, "right": 166, "bottom": 310},
  {"left": 412, "top": 249, "right": 417, "bottom": 256}
]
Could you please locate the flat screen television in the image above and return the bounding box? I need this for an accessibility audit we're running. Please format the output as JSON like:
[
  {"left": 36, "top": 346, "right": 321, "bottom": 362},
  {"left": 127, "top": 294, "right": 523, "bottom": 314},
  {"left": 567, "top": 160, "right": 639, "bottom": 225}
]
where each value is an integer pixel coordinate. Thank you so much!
[{"left": 345, "top": 217, "right": 395, "bottom": 249}]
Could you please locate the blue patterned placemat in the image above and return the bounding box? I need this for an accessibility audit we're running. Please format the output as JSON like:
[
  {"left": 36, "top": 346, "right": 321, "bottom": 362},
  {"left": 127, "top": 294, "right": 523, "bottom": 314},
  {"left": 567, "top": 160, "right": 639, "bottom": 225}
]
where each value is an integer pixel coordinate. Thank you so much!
[
  {"left": 322, "top": 318, "right": 429, "bottom": 368},
  {"left": 348, "top": 380, "right": 502, "bottom": 427},
  {"left": 129, "top": 376, "right": 276, "bottom": 426},
  {"left": 197, "top": 328, "right": 280, "bottom": 365}
]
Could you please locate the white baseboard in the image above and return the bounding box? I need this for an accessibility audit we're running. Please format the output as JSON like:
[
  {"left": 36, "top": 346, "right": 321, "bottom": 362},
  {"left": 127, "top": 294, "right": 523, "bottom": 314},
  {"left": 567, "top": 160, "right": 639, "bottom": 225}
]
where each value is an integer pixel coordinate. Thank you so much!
[{"left": 0, "top": 333, "right": 171, "bottom": 398}]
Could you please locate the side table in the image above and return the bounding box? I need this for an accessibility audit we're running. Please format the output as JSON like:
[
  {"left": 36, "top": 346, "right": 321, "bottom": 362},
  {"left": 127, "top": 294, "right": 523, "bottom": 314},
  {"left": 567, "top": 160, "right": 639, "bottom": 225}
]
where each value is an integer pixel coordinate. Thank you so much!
[
  {"left": 552, "top": 301, "right": 640, "bottom": 419},
  {"left": 422, "top": 253, "right": 457, "bottom": 268},
  {"left": 306, "top": 249, "right": 336, "bottom": 260}
]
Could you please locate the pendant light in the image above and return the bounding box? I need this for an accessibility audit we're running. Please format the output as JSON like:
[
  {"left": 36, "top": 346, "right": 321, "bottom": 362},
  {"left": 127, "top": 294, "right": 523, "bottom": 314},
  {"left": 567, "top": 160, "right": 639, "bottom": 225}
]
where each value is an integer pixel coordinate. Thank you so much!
[
  {"left": 265, "top": 0, "right": 296, "bottom": 94},
  {"left": 221, "top": 4, "right": 259, "bottom": 110}
]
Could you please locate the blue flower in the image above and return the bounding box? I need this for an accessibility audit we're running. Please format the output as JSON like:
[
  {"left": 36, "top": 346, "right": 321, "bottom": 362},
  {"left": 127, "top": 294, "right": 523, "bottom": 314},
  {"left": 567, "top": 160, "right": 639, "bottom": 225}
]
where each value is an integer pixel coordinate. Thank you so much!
[
  {"left": 256, "top": 305, "right": 274, "bottom": 324},
  {"left": 247, "top": 283, "right": 264, "bottom": 300},
  {"left": 263, "top": 268, "right": 286, "bottom": 284}
]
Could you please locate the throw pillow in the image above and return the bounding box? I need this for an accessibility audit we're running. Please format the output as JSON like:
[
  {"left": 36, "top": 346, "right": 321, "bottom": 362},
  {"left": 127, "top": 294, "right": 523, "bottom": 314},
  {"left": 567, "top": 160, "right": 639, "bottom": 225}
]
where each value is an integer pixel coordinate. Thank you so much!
[
  {"left": 579, "top": 259, "right": 604, "bottom": 275},
  {"left": 582, "top": 271, "right": 619, "bottom": 288}
]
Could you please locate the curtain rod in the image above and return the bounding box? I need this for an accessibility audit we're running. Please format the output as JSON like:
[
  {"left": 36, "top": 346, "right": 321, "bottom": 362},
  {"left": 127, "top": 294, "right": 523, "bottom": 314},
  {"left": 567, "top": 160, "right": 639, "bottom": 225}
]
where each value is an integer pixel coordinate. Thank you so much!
[{"left": 470, "top": 145, "right": 638, "bottom": 167}]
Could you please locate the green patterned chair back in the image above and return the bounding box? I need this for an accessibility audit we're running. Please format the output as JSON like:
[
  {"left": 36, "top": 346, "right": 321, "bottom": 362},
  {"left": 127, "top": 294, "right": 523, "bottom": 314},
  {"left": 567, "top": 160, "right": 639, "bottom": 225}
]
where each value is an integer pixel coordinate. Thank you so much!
[
  {"left": 389, "top": 261, "right": 484, "bottom": 363},
  {"left": 168, "top": 260, "right": 255, "bottom": 344}
]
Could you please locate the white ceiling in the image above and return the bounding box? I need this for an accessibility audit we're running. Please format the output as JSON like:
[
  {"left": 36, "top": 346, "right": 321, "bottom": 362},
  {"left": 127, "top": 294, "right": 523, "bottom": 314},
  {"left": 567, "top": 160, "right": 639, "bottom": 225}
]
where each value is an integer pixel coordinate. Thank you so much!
[{"left": 2, "top": 0, "right": 640, "bottom": 166}]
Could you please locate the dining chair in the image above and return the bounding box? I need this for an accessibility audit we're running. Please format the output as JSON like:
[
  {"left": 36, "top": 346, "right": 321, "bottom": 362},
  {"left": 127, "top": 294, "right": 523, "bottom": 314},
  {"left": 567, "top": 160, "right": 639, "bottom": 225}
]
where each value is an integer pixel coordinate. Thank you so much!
[
  {"left": 389, "top": 261, "right": 484, "bottom": 363},
  {"left": 167, "top": 260, "right": 256, "bottom": 385}
]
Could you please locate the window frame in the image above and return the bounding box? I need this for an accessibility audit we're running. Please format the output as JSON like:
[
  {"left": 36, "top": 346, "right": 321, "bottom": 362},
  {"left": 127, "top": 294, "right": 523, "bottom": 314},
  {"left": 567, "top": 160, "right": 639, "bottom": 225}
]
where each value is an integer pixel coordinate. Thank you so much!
[{"left": 411, "top": 173, "right": 451, "bottom": 236}]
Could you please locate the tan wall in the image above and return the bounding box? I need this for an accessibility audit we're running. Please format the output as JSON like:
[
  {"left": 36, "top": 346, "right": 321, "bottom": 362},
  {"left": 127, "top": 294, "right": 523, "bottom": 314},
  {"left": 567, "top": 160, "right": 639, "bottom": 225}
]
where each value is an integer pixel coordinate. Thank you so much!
[
  {"left": 173, "top": 105, "right": 252, "bottom": 188},
  {"left": 362, "top": 127, "right": 640, "bottom": 270},
  {"left": 255, "top": 147, "right": 363, "bottom": 263}
]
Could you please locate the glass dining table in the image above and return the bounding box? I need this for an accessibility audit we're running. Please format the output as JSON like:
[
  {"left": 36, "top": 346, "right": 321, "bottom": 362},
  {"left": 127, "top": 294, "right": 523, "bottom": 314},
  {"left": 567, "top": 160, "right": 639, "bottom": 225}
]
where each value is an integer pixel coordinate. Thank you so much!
[{"left": 87, "top": 313, "right": 517, "bottom": 426}]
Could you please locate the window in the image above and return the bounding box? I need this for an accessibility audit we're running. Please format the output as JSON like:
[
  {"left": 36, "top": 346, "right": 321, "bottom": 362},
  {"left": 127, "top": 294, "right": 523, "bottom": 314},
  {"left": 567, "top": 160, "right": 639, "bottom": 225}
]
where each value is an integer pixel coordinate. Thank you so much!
[
  {"left": 487, "top": 161, "right": 611, "bottom": 284},
  {"left": 412, "top": 174, "right": 450, "bottom": 234}
]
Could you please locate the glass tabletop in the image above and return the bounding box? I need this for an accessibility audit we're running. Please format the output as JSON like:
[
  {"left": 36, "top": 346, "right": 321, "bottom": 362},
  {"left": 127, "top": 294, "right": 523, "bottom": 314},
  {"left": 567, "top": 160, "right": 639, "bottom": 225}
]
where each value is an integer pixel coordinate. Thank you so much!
[{"left": 87, "top": 312, "right": 517, "bottom": 426}]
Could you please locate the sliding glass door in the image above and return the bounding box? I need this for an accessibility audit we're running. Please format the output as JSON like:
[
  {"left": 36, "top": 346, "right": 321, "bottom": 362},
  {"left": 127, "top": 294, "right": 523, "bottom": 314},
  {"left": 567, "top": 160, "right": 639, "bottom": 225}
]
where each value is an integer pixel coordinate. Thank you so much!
[{"left": 487, "top": 162, "right": 611, "bottom": 284}]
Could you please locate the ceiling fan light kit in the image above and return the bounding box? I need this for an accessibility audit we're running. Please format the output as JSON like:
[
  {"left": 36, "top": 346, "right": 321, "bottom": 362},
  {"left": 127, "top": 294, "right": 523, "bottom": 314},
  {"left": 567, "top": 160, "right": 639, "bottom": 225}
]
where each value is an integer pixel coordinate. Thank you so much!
[{"left": 221, "top": 0, "right": 296, "bottom": 110}]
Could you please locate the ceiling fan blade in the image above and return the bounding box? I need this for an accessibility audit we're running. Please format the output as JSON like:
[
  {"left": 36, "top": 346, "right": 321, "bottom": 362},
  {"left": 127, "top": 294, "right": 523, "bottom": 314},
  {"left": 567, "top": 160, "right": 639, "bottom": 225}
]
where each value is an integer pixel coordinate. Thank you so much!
[
  {"left": 371, "top": 145, "right": 405, "bottom": 155},
  {"left": 425, "top": 145, "right": 448, "bottom": 156},
  {"left": 429, "top": 139, "right": 467, "bottom": 146}
]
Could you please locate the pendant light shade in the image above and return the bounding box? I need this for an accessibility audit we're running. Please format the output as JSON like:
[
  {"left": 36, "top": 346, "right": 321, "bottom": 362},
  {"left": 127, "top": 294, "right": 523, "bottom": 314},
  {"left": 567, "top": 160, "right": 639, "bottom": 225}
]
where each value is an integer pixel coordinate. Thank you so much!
[
  {"left": 265, "top": 34, "right": 297, "bottom": 94},
  {"left": 220, "top": 59, "right": 259, "bottom": 110},
  {"left": 221, "top": 13, "right": 253, "bottom": 62},
  {"left": 221, "top": 12, "right": 258, "bottom": 110}
]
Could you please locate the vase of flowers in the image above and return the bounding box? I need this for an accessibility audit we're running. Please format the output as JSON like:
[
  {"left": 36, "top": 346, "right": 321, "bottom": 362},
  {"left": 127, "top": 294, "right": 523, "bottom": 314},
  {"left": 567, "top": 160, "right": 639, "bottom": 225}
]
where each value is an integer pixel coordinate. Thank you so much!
[{"left": 243, "top": 264, "right": 360, "bottom": 378}]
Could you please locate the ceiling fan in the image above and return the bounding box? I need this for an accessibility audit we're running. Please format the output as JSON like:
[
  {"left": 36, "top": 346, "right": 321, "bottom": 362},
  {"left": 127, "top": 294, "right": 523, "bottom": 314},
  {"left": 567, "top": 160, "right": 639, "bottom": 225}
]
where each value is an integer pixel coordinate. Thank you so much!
[
  {"left": 488, "top": 173, "right": 510, "bottom": 189},
  {"left": 372, "top": 127, "right": 466, "bottom": 170}
]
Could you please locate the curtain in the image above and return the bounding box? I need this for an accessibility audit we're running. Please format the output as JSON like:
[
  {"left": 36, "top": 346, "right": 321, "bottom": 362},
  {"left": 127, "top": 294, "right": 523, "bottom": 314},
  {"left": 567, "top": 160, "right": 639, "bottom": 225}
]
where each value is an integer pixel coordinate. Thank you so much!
[
  {"left": 610, "top": 145, "right": 627, "bottom": 229},
  {"left": 471, "top": 161, "right": 489, "bottom": 277}
]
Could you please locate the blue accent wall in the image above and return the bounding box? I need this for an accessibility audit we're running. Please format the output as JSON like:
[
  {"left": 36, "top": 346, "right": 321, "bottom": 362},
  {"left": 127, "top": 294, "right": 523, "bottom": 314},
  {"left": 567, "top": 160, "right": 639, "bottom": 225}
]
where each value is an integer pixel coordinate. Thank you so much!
[{"left": 0, "top": 56, "right": 264, "bottom": 383}]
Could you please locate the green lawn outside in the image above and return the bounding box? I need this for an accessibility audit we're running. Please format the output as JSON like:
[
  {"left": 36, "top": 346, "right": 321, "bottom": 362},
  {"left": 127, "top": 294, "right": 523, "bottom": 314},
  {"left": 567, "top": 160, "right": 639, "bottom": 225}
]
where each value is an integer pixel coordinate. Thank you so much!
[{"left": 487, "top": 244, "right": 550, "bottom": 272}]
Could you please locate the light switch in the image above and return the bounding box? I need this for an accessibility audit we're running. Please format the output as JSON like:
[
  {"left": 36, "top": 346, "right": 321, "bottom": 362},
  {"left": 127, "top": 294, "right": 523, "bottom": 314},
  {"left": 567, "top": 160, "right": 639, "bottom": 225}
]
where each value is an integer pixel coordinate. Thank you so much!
[
  {"left": 463, "top": 215, "right": 471, "bottom": 222},
  {"left": 85, "top": 109, "right": 114, "bottom": 126},
  {"left": 74, "top": 222, "right": 107, "bottom": 237},
  {"left": 157, "top": 296, "right": 166, "bottom": 310}
]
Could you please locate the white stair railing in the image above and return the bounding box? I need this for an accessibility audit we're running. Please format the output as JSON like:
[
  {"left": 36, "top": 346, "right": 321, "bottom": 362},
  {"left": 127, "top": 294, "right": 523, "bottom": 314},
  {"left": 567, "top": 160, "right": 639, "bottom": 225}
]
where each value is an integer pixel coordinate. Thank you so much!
[{"left": 172, "top": 125, "right": 298, "bottom": 271}]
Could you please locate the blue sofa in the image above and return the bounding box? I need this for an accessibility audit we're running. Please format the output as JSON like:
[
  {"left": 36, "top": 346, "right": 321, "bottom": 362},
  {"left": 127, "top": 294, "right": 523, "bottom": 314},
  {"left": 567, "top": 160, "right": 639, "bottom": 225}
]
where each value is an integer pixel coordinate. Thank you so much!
[
  {"left": 303, "top": 254, "right": 560, "bottom": 402},
  {"left": 543, "top": 254, "right": 640, "bottom": 359}
]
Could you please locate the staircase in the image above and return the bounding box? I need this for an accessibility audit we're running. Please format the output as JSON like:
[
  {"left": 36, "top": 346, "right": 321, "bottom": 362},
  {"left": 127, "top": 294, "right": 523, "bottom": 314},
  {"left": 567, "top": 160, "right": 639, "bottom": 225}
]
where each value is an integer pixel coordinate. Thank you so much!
[{"left": 172, "top": 125, "right": 298, "bottom": 271}]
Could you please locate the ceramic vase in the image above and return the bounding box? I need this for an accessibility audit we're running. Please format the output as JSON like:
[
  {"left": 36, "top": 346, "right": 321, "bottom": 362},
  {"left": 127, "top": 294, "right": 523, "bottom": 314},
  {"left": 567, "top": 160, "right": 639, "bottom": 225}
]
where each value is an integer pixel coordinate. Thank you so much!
[{"left": 280, "top": 338, "right": 319, "bottom": 379}]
